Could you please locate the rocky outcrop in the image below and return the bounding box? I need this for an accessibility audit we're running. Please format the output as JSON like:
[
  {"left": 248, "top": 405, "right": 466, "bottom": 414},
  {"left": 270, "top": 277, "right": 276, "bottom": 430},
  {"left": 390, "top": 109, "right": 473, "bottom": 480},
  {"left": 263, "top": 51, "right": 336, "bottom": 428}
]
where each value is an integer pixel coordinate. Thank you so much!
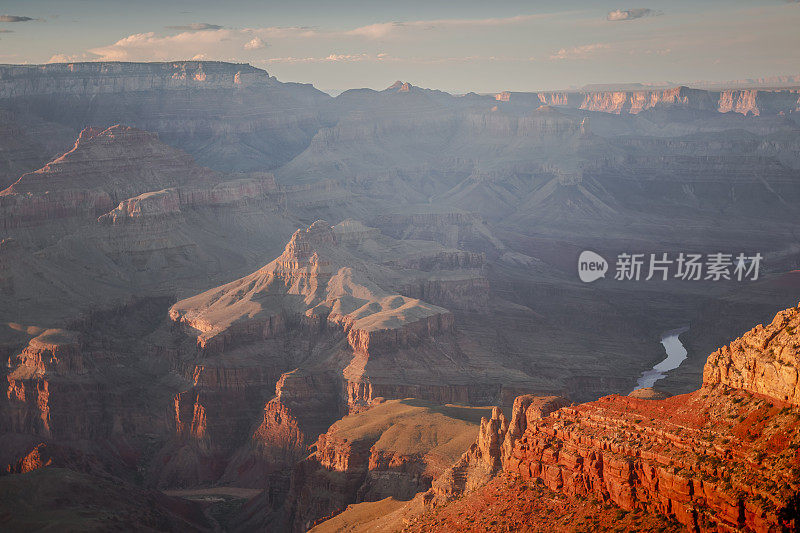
[
  {"left": 717, "top": 89, "right": 800, "bottom": 116},
  {"left": 169, "top": 220, "right": 459, "bottom": 353},
  {"left": 420, "top": 396, "right": 570, "bottom": 509},
  {"left": 98, "top": 188, "right": 182, "bottom": 224},
  {"left": 283, "top": 399, "right": 492, "bottom": 531},
  {"left": 7, "top": 329, "right": 83, "bottom": 376},
  {"left": 495, "top": 86, "right": 800, "bottom": 116},
  {"left": 580, "top": 86, "right": 718, "bottom": 115},
  {"left": 344, "top": 312, "right": 454, "bottom": 355},
  {"left": 704, "top": 303, "right": 800, "bottom": 405},
  {"left": 502, "top": 390, "right": 800, "bottom": 532},
  {"left": 436, "top": 305, "right": 800, "bottom": 532}
]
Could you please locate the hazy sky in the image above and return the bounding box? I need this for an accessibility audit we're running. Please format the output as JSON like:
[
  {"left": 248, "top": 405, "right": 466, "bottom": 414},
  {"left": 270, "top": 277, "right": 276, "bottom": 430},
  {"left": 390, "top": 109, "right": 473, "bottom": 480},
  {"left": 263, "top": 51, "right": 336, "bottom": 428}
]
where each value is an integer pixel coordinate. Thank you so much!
[{"left": 1, "top": 0, "right": 799, "bottom": 94}]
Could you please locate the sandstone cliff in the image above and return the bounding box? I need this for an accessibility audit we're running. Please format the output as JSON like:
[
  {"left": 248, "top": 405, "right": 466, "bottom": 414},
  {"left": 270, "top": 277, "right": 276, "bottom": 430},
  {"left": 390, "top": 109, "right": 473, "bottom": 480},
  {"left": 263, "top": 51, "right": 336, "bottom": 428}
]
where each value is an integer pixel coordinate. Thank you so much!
[
  {"left": 414, "top": 304, "right": 800, "bottom": 532},
  {"left": 496, "top": 86, "right": 800, "bottom": 116},
  {"left": 282, "top": 399, "right": 492, "bottom": 531},
  {"left": 704, "top": 304, "right": 800, "bottom": 404}
]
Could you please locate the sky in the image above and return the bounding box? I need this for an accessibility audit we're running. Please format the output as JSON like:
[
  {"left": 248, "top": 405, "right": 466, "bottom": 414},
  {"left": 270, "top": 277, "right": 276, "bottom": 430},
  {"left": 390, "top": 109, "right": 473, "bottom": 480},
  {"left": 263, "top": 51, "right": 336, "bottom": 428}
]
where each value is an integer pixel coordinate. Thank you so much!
[{"left": 0, "top": 0, "right": 799, "bottom": 94}]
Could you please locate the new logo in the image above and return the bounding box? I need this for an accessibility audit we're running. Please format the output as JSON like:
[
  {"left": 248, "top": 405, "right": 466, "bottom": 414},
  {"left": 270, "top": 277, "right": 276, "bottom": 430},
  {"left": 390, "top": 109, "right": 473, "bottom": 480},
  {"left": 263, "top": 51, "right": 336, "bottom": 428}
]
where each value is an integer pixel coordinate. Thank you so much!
[{"left": 578, "top": 251, "right": 608, "bottom": 283}]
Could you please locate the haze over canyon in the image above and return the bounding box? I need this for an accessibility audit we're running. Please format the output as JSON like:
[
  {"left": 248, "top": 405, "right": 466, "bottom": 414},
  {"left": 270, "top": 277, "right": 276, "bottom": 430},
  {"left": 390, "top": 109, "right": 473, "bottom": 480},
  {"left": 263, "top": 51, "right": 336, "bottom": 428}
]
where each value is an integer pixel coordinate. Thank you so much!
[{"left": 0, "top": 59, "right": 799, "bottom": 532}]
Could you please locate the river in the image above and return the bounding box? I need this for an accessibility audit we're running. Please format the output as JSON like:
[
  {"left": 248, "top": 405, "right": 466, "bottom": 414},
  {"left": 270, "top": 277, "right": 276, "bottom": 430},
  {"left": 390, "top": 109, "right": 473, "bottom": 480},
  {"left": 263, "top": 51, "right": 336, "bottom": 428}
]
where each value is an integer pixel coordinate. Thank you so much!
[{"left": 633, "top": 327, "right": 690, "bottom": 391}]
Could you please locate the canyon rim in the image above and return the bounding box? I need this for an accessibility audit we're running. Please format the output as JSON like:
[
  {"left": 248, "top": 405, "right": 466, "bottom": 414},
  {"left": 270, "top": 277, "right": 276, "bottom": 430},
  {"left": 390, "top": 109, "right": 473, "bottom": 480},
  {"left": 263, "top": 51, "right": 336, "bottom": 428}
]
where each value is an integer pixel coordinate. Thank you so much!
[{"left": 1, "top": 1, "right": 800, "bottom": 531}]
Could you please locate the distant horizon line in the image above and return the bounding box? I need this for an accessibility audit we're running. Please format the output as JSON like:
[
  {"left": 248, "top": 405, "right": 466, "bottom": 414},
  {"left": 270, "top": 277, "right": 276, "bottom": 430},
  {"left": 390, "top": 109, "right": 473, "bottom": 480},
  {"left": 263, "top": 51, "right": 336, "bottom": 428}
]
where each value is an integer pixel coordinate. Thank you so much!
[{"left": 1, "top": 60, "right": 799, "bottom": 97}]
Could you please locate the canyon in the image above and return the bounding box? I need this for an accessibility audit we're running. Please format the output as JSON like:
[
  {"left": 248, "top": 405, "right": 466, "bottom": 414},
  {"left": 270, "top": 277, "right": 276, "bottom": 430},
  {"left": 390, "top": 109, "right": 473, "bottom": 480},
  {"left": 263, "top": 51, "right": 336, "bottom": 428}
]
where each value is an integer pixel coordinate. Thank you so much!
[
  {"left": 319, "top": 304, "right": 800, "bottom": 532},
  {"left": 0, "top": 61, "right": 798, "bottom": 531}
]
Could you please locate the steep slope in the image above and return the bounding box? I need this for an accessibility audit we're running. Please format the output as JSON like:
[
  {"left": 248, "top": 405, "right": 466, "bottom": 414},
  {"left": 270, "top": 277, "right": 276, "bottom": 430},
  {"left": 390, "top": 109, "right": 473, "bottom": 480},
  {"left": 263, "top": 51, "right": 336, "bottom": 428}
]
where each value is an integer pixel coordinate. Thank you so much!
[
  {"left": 0, "top": 124, "right": 293, "bottom": 327},
  {"left": 313, "top": 304, "right": 800, "bottom": 532},
  {"left": 116, "top": 219, "right": 511, "bottom": 493},
  {"left": 283, "top": 399, "right": 493, "bottom": 531},
  {"left": 0, "top": 125, "right": 220, "bottom": 227},
  {"left": 410, "top": 304, "right": 800, "bottom": 532}
]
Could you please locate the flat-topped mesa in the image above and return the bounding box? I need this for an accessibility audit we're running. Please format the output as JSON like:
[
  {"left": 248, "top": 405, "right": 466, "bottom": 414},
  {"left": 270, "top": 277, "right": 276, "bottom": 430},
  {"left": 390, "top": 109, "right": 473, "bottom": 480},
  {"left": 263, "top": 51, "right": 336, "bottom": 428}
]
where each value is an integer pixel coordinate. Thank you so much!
[
  {"left": 99, "top": 175, "right": 281, "bottom": 225},
  {"left": 7, "top": 329, "right": 83, "bottom": 377},
  {"left": 344, "top": 309, "right": 454, "bottom": 355},
  {"left": 331, "top": 219, "right": 380, "bottom": 244},
  {"left": 495, "top": 86, "right": 800, "bottom": 116},
  {"left": 0, "top": 61, "right": 274, "bottom": 99},
  {"left": 284, "top": 399, "right": 494, "bottom": 530},
  {"left": 580, "top": 85, "right": 718, "bottom": 114},
  {"left": 97, "top": 188, "right": 181, "bottom": 225},
  {"left": 703, "top": 303, "right": 800, "bottom": 404}
]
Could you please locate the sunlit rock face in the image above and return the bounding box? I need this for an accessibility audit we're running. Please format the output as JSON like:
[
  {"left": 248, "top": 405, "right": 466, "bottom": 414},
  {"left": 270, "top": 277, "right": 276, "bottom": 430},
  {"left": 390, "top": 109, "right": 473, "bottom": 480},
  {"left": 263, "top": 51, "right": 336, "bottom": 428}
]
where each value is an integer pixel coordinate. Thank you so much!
[
  {"left": 704, "top": 303, "right": 800, "bottom": 405},
  {"left": 410, "top": 305, "right": 800, "bottom": 533},
  {"left": 0, "top": 61, "right": 799, "bottom": 532}
]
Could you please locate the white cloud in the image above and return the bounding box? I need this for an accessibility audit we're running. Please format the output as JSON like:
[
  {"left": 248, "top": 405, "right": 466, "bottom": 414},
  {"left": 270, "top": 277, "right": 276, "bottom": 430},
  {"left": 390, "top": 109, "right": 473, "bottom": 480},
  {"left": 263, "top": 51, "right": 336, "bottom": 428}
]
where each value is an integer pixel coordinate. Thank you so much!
[
  {"left": 47, "top": 52, "right": 94, "bottom": 63},
  {"left": 244, "top": 37, "right": 267, "bottom": 50},
  {"left": 72, "top": 12, "right": 570, "bottom": 63},
  {"left": 550, "top": 43, "right": 611, "bottom": 60},
  {"left": 263, "top": 53, "right": 370, "bottom": 64},
  {"left": 344, "top": 14, "right": 553, "bottom": 39},
  {"left": 87, "top": 29, "right": 238, "bottom": 61}
]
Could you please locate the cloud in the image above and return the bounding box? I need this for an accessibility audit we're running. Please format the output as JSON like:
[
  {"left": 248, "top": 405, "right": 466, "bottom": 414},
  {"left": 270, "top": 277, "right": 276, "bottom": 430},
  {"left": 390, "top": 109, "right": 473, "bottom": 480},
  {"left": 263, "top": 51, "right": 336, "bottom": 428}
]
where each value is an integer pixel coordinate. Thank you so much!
[
  {"left": 72, "top": 12, "right": 576, "bottom": 63},
  {"left": 88, "top": 29, "right": 235, "bottom": 61},
  {"left": 259, "top": 53, "right": 536, "bottom": 66},
  {"left": 344, "top": 14, "right": 553, "bottom": 39},
  {"left": 165, "top": 23, "right": 223, "bottom": 31},
  {"left": 264, "top": 53, "right": 371, "bottom": 64},
  {"left": 0, "top": 15, "right": 35, "bottom": 22},
  {"left": 244, "top": 37, "right": 267, "bottom": 50},
  {"left": 47, "top": 53, "right": 94, "bottom": 63},
  {"left": 550, "top": 42, "right": 611, "bottom": 60},
  {"left": 607, "top": 8, "right": 662, "bottom": 21}
]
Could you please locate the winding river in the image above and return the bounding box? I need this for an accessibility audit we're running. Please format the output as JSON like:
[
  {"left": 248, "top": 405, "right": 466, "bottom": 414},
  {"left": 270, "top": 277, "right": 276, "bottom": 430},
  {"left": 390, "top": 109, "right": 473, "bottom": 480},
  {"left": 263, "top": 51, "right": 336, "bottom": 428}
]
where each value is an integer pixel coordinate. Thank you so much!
[{"left": 633, "top": 327, "right": 690, "bottom": 391}]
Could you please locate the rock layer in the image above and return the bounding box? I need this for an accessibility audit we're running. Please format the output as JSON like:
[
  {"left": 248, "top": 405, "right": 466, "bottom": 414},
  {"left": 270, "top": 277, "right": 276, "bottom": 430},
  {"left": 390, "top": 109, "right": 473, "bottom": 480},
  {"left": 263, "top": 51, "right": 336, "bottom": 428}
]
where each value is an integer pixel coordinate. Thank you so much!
[{"left": 421, "top": 304, "right": 800, "bottom": 532}]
